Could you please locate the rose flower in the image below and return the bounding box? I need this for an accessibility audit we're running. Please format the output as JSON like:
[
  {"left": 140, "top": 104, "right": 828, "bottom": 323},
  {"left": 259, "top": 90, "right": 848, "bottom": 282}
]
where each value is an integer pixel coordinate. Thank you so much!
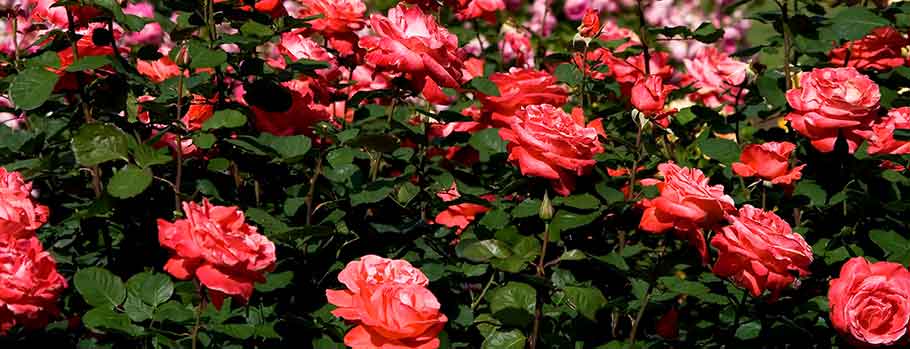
[
  {"left": 731, "top": 141, "right": 805, "bottom": 186},
  {"left": 0, "top": 168, "right": 49, "bottom": 240},
  {"left": 785, "top": 67, "right": 880, "bottom": 153},
  {"left": 495, "top": 104, "right": 605, "bottom": 196},
  {"left": 829, "top": 257, "right": 910, "bottom": 346},
  {"left": 0, "top": 237, "right": 67, "bottom": 334},
  {"left": 829, "top": 27, "right": 909, "bottom": 72},
  {"left": 866, "top": 107, "right": 910, "bottom": 155},
  {"left": 326, "top": 255, "right": 446, "bottom": 349},
  {"left": 711, "top": 205, "right": 812, "bottom": 300},
  {"left": 158, "top": 199, "right": 277, "bottom": 308}
]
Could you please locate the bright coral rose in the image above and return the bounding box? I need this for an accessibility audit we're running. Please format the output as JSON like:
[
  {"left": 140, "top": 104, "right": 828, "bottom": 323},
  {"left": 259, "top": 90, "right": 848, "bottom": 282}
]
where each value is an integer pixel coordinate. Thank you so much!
[
  {"left": 631, "top": 75, "right": 676, "bottom": 117},
  {"left": 495, "top": 105, "right": 605, "bottom": 196},
  {"left": 158, "top": 199, "right": 277, "bottom": 308},
  {"left": 711, "top": 205, "right": 812, "bottom": 299},
  {"left": 479, "top": 68, "right": 569, "bottom": 122},
  {"left": 639, "top": 162, "right": 736, "bottom": 263},
  {"left": 731, "top": 141, "right": 805, "bottom": 186},
  {"left": 829, "top": 257, "right": 910, "bottom": 346},
  {"left": 829, "top": 27, "right": 910, "bottom": 72},
  {"left": 0, "top": 236, "right": 67, "bottom": 334},
  {"left": 785, "top": 67, "right": 880, "bottom": 153},
  {"left": 296, "top": 0, "right": 366, "bottom": 35},
  {"left": 433, "top": 183, "right": 490, "bottom": 234},
  {"left": 181, "top": 95, "right": 215, "bottom": 132},
  {"left": 578, "top": 8, "right": 601, "bottom": 38},
  {"left": 606, "top": 51, "right": 673, "bottom": 87},
  {"left": 682, "top": 47, "right": 749, "bottom": 114},
  {"left": 136, "top": 56, "right": 181, "bottom": 83},
  {"left": 326, "top": 255, "right": 446, "bottom": 349},
  {"left": 454, "top": 0, "right": 505, "bottom": 23},
  {"left": 0, "top": 168, "right": 49, "bottom": 240},
  {"left": 361, "top": 4, "right": 463, "bottom": 89},
  {"left": 867, "top": 107, "right": 910, "bottom": 155}
]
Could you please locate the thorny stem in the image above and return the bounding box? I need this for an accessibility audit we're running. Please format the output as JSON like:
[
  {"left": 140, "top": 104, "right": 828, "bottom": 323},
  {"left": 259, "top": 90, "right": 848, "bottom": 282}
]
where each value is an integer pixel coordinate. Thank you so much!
[
  {"left": 471, "top": 272, "right": 496, "bottom": 310},
  {"left": 305, "top": 152, "right": 325, "bottom": 226},
  {"left": 777, "top": 0, "right": 793, "bottom": 89},
  {"left": 190, "top": 290, "right": 207, "bottom": 349},
  {"left": 65, "top": 6, "right": 103, "bottom": 198},
  {"left": 628, "top": 123, "right": 645, "bottom": 196},
  {"left": 529, "top": 223, "right": 551, "bottom": 349},
  {"left": 174, "top": 65, "right": 186, "bottom": 212},
  {"left": 636, "top": 0, "right": 651, "bottom": 75},
  {"left": 629, "top": 238, "right": 666, "bottom": 343}
]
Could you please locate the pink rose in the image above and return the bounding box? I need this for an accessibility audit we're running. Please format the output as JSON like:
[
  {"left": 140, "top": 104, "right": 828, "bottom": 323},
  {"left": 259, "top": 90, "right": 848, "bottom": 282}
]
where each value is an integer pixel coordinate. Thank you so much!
[
  {"left": 296, "top": 0, "right": 366, "bottom": 35},
  {"left": 785, "top": 67, "right": 880, "bottom": 153},
  {"left": 682, "top": 47, "right": 749, "bottom": 114},
  {"left": 0, "top": 168, "right": 49, "bottom": 240},
  {"left": 867, "top": 107, "right": 910, "bottom": 155},
  {"left": 732, "top": 141, "right": 805, "bottom": 186},
  {"left": 631, "top": 75, "right": 676, "bottom": 117},
  {"left": 158, "top": 199, "right": 277, "bottom": 308},
  {"left": 829, "top": 257, "right": 910, "bottom": 346},
  {"left": 454, "top": 0, "right": 505, "bottom": 23},
  {"left": 495, "top": 105, "right": 604, "bottom": 196},
  {"left": 480, "top": 68, "right": 569, "bottom": 122},
  {"left": 711, "top": 205, "right": 812, "bottom": 299},
  {"left": 0, "top": 236, "right": 67, "bottom": 334},
  {"left": 499, "top": 25, "right": 534, "bottom": 68}
]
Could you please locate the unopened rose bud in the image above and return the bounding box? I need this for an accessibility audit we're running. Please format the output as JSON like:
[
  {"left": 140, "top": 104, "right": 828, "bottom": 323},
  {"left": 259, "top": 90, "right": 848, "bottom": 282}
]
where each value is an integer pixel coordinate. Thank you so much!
[{"left": 539, "top": 191, "right": 554, "bottom": 220}]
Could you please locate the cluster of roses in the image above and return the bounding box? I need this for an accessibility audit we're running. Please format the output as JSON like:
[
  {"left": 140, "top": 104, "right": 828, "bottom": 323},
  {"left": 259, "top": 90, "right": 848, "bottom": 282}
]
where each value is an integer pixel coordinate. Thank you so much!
[
  {"left": 0, "top": 168, "right": 66, "bottom": 334},
  {"left": 788, "top": 27, "right": 910, "bottom": 156}
]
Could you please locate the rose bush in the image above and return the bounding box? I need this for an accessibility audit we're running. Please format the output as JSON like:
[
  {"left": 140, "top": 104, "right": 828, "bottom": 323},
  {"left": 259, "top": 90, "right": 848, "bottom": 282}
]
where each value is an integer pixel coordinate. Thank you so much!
[{"left": 2, "top": 0, "right": 910, "bottom": 348}]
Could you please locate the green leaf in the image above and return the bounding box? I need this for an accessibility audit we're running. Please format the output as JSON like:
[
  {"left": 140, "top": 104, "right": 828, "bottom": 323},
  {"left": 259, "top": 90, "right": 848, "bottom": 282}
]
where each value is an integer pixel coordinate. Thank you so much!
[
  {"left": 9, "top": 67, "right": 59, "bottom": 110},
  {"left": 467, "top": 77, "right": 501, "bottom": 96},
  {"left": 461, "top": 239, "right": 513, "bottom": 262},
  {"left": 154, "top": 301, "right": 194, "bottom": 323},
  {"left": 193, "top": 133, "right": 216, "bottom": 149},
  {"left": 123, "top": 293, "right": 154, "bottom": 322},
  {"left": 487, "top": 282, "right": 536, "bottom": 327},
  {"left": 482, "top": 329, "right": 527, "bottom": 349},
  {"left": 595, "top": 252, "right": 629, "bottom": 271},
  {"left": 870, "top": 229, "right": 910, "bottom": 264},
  {"left": 75, "top": 267, "right": 127, "bottom": 309},
  {"left": 212, "top": 324, "right": 256, "bottom": 340},
  {"left": 595, "top": 183, "right": 626, "bottom": 204},
  {"left": 756, "top": 74, "right": 786, "bottom": 108},
  {"left": 133, "top": 142, "right": 171, "bottom": 168},
  {"left": 829, "top": 8, "right": 889, "bottom": 41},
  {"left": 555, "top": 63, "right": 582, "bottom": 85},
  {"left": 350, "top": 182, "right": 394, "bottom": 206},
  {"left": 396, "top": 182, "right": 420, "bottom": 205},
  {"left": 256, "top": 271, "right": 294, "bottom": 292},
  {"left": 139, "top": 273, "right": 173, "bottom": 306},
  {"left": 564, "top": 286, "right": 607, "bottom": 320},
  {"left": 82, "top": 308, "right": 143, "bottom": 336},
  {"left": 550, "top": 210, "right": 602, "bottom": 236},
  {"left": 240, "top": 20, "right": 274, "bottom": 38},
  {"left": 72, "top": 123, "right": 130, "bottom": 166},
  {"left": 674, "top": 108, "right": 697, "bottom": 126},
  {"left": 512, "top": 199, "right": 541, "bottom": 218},
  {"left": 478, "top": 208, "right": 509, "bottom": 230},
  {"left": 202, "top": 109, "right": 248, "bottom": 130},
  {"left": 563, "top": 193, "right": 601, "bottom": 210},
  {"left": 693, "top": 22, "right": 725, "bottom": 43},
  {"left": 107, "top": 166, "right": 153, "bottom": 199},
  {"left": 560, "top": 249, "right": 586, "bottom": 261},
  {"left": 65, "top": 56, "right": 112, "bottom": 72},
  {"left": 188, "top": 41, "right": 228, "bottom": 68},
  {"left": 698, "top": 138, "right": 740, "bottom": 164},
  {"left": 735, "top": 321, "right": 762, "bottom": 340},
  {"left": 257, "top": 133, "right": 312, "bottom": 161},
  {"left": 794, "top": 180, "right": 827, "bottom": 207},
  {"left": 469, "top": 128, "right": 506, "bottom": 162}
]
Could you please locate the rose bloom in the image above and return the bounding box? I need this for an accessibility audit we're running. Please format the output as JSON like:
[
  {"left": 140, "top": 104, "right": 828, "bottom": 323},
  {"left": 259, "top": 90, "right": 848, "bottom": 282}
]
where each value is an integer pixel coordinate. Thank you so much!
[
  {"left": 158, "top": 199, "right": 277, "bottom": 308},
  {"left": 495, "top": 105, "right": 605, "bottom": 196},
  {"left": 246, "top": 78, "right": 333, "bottom": 137},
  {"left": 829, "top": 27, "right": 910, "bottom": 72},
  {"left": 0, "top": 236, "right": 67, "bottom": 334},
  {"left": 0, "top": 168, "right": 49, "bottom": 240},
  {"left": 682, "top": 47, "right": 749, "bottom": 114},
  {"left": 499, "top": 25, "right": 534, "bottom": 68},
  {"left": 829, "top": 257, "right": 910, "bottom": 346},
  {"left": 711, "top": 205, "right": 812, "bottom": 299},
  {"left": 360, "top": 4, "right": 464, "bottom": 89},
  {"left": 181, "top": 95, "right": 215, "bottom": 132},
  {"left": 639, "top": 162, "right": 736, "bottom": 263},
  {"left": 479, "top": 68, "right": 569, "bottom": 123},
  {"left": 454, "top": 0, "right": 505, "bottom": 23},
  {"left": 578, "top": 8, "right": 601, "bottom": 38},
  {"left": 296, "top": 0, "right": 366, "bottom": 35},
  {"left": 785, "top": 67, "right": 880, "bottom": 153},
  {"left": 867, "top": 107, "right": 910, "bottom": 155},
  {"left": 326, "top": 255, "right": 447, "bottom": 349},
  {"left": 631, "top": 75, "right": 676, "bottom": 117},
  {"left": 433, "top": 183, "right": 490, "bottom": 234},
  {"left": 732, "top": 141, "right": 805, "bottom": 186},
  {"left": 137, "top": 56, "right": 181, "bottom": 83}
]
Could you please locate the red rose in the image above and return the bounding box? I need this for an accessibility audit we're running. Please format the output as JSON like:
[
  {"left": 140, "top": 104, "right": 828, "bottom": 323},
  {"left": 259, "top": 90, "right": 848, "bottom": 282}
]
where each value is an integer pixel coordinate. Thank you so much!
[
  {"left": 631, "top": 75, "right": 676, "bottom": 117},
  {"left": 606, "top": 51, "right": 673, "bottom": 87},
  {"left": 785, "top": 67, "right": 880, "bottom": 153},
  {"left": 158, "top": 199, "right": 277, "bottom": 308},
  {"left": 578, "top": 8, "right": 601, "bottom": 38},
  {"left": 867, "top": 107, "right": 910, "bottom": 155},
  {"left": 495, "top": 105, "right": 605, "bottom": 196},
  {"left": 0, "top": 168, "right": 49, "bottom": 240},
  {"left": 829, "top": 257, "right": 910, "bottom": 346},
  {"left": 454, "top": 0, "right": 506, "bottom": 23},
  {"left": 326, "top": 255, "right": 446, "bottom": 349},
  {"left": 0, "top": 236, "right": 67, "bottom": 334},
  {"left": 639, "top": 162, "right": 736, "bottom": 263},
  {"left": 479, "top": 68, "right": 569, "bottom": 123},
  {"left": 296, "top": 0, "right": 366, "bottom": 35},
  {"left": 433, "top": 183, "right": 490, "bottom": 234},
  {"left": 829, "top": 27, "right": 909, "bottom": 72},
  {"left": 731, "top": 141, "right": 805, "bottom": 186},
  {"left": 682, "top": 47, "right": 749, "bottom": 114},
  {"left": 136, "top": 56, "right": 181, "bottom": 83},
  {"left": 247, "top": 78, "right": 333, "bottom": 137},
  {"left": 361, "top": 4, "right": 463, "bottom": 89},
  {"left": 181, "top": 95, "right": 215, "bottom": 132},
  {"left": 711, "top": 205, "right": 812, "bottom": 299}
]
